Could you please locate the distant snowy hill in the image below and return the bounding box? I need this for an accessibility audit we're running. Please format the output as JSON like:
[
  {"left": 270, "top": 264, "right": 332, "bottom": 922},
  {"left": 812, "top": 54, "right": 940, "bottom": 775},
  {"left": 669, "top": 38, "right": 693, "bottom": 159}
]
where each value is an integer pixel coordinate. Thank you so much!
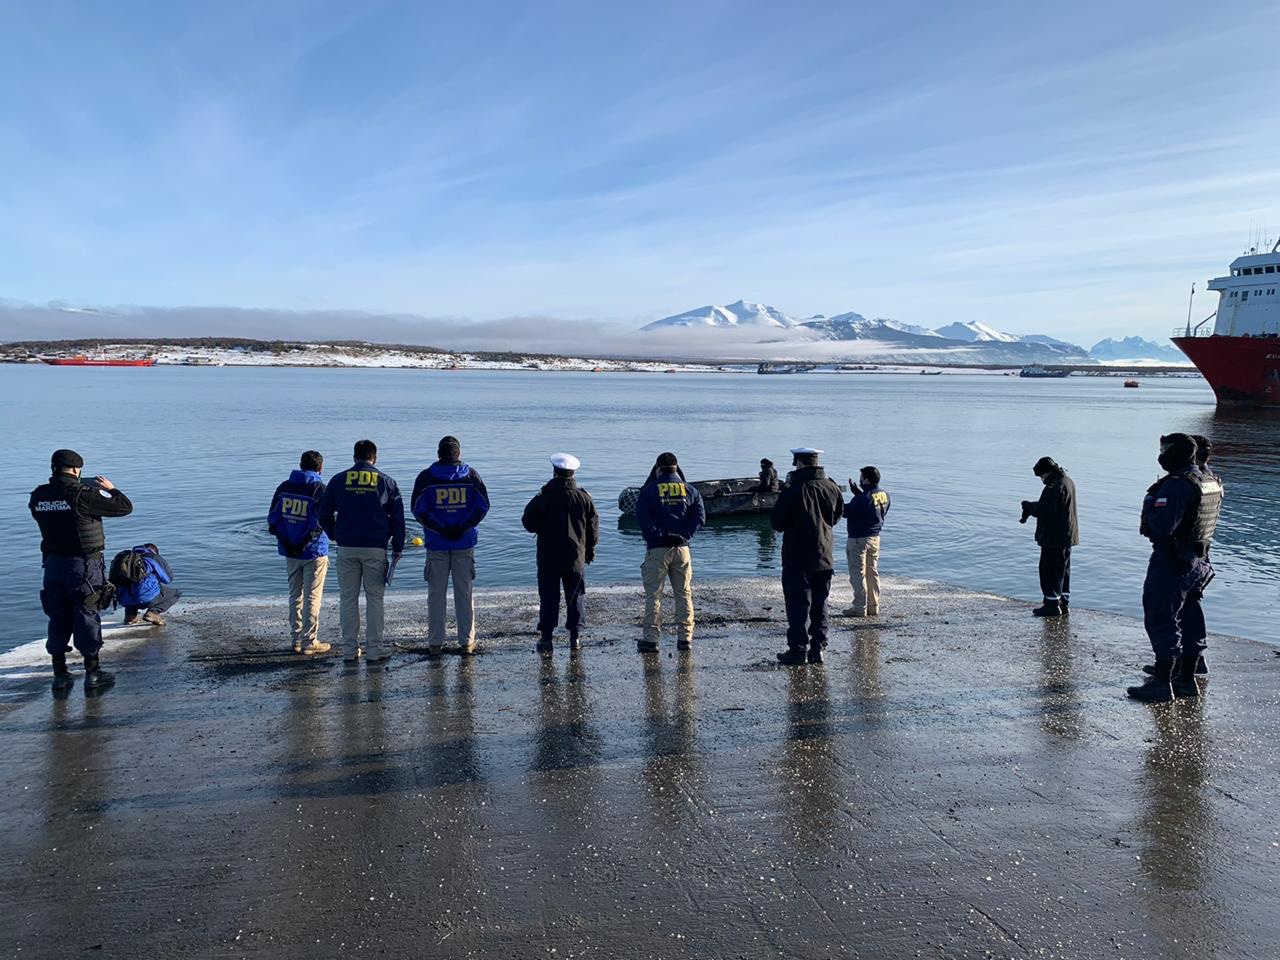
[
  {"left": 931, "top": 321, "right": 1020, "bottom": 343},
  {"left": 642, "top": 299, "right": 794, "bottom": 330},
  {"left": 641, "top": 300, "right": 1203, "bottom": 365},
  {"left": 1089, "top": 337, "right": 1187, "bottom": 364}
]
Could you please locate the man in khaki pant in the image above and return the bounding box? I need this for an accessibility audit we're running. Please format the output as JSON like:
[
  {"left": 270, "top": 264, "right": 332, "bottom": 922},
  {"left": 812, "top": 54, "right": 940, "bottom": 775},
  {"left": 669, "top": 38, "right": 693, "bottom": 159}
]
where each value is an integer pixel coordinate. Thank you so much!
[
  {"left": 318, "top": 440, "right": 406, "bottom": 663},
  {"left": 268, "top": 450, "right": 332, "bottom": 655},
  {"left": 635, "top": 453, "right": 706, "bottom": 652},
  {"left": 843, "top": 466, "right": 891, "bottom": 617}
]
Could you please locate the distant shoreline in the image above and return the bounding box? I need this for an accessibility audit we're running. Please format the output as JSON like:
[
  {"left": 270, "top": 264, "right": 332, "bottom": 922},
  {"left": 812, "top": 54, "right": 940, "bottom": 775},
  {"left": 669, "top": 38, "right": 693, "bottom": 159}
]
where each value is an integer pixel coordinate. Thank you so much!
[{"left": 0, "top": 337, "right": 1201, "bottom": 377}]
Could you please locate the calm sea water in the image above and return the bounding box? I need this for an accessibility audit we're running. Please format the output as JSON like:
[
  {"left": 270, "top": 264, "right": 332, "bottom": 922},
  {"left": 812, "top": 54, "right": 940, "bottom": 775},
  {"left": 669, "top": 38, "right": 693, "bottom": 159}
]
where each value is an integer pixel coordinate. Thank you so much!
[{"left": 1, "top": 365, "right": 1276, "bottom": 651}]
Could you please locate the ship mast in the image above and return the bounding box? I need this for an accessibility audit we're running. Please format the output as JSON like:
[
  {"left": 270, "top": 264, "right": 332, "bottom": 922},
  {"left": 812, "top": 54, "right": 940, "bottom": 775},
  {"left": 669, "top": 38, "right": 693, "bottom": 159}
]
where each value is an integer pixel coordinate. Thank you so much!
[{"left": 1185, "top": 284, "right": 1195, "bottom": 336}]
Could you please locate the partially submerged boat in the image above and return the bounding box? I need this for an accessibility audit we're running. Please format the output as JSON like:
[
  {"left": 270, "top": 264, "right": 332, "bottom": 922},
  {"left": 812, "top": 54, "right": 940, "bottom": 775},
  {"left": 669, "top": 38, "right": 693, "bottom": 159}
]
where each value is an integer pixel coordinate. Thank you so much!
[{"left": 618, "top": 477, "right": 778, "bottom": 519}]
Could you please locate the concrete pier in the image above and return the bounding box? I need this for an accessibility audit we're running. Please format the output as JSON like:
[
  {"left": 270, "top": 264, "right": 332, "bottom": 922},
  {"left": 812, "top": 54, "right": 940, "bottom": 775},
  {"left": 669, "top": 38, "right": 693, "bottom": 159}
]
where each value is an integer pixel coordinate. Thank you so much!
[{"left": 2, "top": 576, "right": 1278, "bottom": 958}]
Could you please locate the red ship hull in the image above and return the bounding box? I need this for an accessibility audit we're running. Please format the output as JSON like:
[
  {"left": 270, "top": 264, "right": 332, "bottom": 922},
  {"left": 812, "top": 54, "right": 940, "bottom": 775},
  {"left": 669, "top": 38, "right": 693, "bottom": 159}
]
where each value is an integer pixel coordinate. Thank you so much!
[
  {"left": 1172, "top": 335, "right": 1280, "bottom": 406},
  {"left": 41, "top": 357, "right": 156, "bottom": 367}
]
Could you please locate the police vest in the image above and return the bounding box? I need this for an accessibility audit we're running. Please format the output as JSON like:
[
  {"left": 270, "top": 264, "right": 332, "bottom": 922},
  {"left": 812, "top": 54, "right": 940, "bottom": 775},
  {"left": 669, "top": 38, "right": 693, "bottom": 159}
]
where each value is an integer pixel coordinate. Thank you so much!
[
  {"left": 1173, "top": 471, "right": 1223, "bottom": 554},
  {"left": 29, "top": 477, "right": 104, "bottom": 556}
]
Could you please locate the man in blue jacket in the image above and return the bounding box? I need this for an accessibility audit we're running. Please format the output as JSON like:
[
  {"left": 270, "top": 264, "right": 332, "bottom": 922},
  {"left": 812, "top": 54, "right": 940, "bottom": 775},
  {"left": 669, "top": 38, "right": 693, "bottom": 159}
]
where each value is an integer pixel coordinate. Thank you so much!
[
  {"left": 412, "top": 435, "right": 490, "bottom": 655},
  {"left": 117, "top": 544, "right": 181, "bottom": 626},
  {"left": 635, "top": 452, "right": 705, "bottom": 653},
  {"left": 268, "top": 450, "right": 331, "bottom": 655},
  {"left": 318, "top": 440, "right": 405, "bottom": 664},
  {"left": 843, "top": 466, "right": 890, "bottom": 617}
]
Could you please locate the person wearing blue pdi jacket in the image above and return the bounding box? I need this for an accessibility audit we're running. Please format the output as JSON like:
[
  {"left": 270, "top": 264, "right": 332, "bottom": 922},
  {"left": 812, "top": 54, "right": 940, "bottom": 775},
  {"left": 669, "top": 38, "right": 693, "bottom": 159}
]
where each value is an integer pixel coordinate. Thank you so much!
[
  {"left": 635, "top": 452, "right": 705, "bottom": 653},
  {"left": 268, "top": 450, "right": 331, "bottom": 655},
  {"left": 318, "top": 439, "right": 406, "bottom": 664},
  {"left": 119, "top": 543, "right": 181, "bottom": 627},
  {"left": 843, "top": 466, "right": 890, "bottom": 618},
  {"left": 411, "top": 435, "right": 490, "bottom": 655}
]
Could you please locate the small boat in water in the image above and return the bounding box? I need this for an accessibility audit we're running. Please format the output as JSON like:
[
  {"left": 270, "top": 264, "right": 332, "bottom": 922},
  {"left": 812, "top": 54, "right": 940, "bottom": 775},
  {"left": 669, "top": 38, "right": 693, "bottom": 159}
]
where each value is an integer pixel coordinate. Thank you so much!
[
  {"left": 1019, "top": 364, "right": 1070, "bottom": 378},
  {"left": 1124, "top": 379, "right": 1141, "bottom": 388},
  {"left": 618, "top": 477, "right": 777, "bottom": 518}
]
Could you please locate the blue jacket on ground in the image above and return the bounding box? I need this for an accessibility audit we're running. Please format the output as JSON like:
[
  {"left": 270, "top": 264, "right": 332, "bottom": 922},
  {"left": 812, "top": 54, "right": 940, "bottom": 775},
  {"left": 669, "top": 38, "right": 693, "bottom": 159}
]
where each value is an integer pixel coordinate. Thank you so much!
[
  {"left": 635, "top": 471, "right": 706, "bottom": 548},
  {"left": 318, "top": 461, "right": 406, "bottom": 552},
  {"left": 115, "top": 545, "right": 174, "bottom": 608},
  {"left": 411, "top": 461, "right": 491, "bottom": 551},
  {"left": 268, "top": 469, "right": 330, "bottom": 559},
  {"left": 845, "top": 485, "right": 890, "bottom": 538}
]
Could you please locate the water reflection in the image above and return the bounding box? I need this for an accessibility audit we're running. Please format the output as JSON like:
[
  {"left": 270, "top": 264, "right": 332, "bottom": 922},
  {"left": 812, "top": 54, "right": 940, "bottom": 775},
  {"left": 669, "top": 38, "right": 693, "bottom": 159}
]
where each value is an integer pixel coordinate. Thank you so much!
[
  {"left": 1036, "top": 619, "right": 1083, "bottom": 742},
  {"left": 531, "top": 656, "right": 602, "bottom": 777},
  {"left": 1135, "top": 702, "right": 1220, "bottom": 915},
  {"left": 780, "top": 669, "right": 839, "bottom": 846},
  {"left": 640, "top": 654, "right": 699, "bottom": 827},
  {"left": 424, "top": 659, "right": 482, "bottom": 790},
  {"left": 849, "top": 629, "right": 888, "bottom": 728}
]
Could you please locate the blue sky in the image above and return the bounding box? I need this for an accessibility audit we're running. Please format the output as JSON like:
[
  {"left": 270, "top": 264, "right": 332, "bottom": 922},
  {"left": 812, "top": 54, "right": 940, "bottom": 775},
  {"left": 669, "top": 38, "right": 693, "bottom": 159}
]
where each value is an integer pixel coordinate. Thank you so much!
[{"left": 2, "top": 0, "right": 1279, "bottom": 345}]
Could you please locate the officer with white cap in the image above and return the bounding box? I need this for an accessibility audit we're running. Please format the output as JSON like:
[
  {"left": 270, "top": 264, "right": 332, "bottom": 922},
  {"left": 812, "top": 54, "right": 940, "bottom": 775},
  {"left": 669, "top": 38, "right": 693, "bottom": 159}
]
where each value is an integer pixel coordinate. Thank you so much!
[
  {"left": 769, "top": 446, "right": 844, "bottom": 665},
  {"left": 522, "top": 453, "right": 599, "bottom": 654}
]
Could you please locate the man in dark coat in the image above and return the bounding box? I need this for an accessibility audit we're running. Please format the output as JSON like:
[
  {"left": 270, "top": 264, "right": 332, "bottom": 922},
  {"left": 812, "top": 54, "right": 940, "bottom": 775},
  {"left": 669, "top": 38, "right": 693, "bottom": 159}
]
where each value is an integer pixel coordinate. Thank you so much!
[
  {"left": 770, "top": 447, "right": 844, "bottom": 665},
  {"left": 1020, "top": 456, "right": 1079, "bottom": 617},
  {"left": 1128, "top": 433, "right": 1222, "bottom": 702},
  {"left": 522, "top": 453, "right": 599, "bottom": 655},
  {"left": 29, "top": 449, "right": 134, "bottom": 693}
]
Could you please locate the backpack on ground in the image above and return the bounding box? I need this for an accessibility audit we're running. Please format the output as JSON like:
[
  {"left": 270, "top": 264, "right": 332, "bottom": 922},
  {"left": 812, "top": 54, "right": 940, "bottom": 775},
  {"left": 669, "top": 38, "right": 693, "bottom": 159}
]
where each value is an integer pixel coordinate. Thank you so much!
[{"left": 109, "top": 549, "right": 150, "bottom": 588}]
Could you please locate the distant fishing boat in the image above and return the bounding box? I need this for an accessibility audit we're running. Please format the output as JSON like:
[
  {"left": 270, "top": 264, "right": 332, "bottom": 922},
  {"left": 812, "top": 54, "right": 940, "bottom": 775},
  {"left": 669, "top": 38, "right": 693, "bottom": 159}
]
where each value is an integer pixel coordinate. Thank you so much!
[
  {"left": 919, "top": 369, "right": 942, "bottom": 376},
  {"left": 1124, "top": 379, "right": 1141, "bottom": 388},
  {"left": 618, "top": 477, "right": 777, "bottom": 518},
  {"left": 42, "top": 355, "right": 155, "bottom": 367},
  {"left": 1019, "top": 365, "right": 1070, "bottom": 379}
]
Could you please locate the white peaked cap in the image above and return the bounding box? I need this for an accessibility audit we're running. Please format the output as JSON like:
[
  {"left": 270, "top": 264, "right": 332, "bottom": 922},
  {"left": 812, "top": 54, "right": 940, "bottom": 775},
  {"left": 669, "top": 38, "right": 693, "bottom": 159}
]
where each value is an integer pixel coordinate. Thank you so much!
[
  {"left": 790, "top": 446, "right": 823, "bottom": 456},
  {"left": 550, "top": 453, "right": 581, "bottom": 471}
]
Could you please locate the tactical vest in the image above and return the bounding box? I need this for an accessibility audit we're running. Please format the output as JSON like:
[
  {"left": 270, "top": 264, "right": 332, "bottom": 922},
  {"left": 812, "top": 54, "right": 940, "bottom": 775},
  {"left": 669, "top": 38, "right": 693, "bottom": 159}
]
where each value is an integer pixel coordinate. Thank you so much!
[
  {"left": 29, "top": 476, "right": 105, "bottom": 556},
  {"left": 1173, "top": 471, "right": 1223, "bottom": 554}
]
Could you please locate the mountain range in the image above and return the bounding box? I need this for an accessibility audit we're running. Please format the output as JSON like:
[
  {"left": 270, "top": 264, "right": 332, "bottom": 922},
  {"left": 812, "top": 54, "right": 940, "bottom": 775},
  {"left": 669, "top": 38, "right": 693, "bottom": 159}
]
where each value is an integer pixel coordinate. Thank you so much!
[{"left": 642, "top": 300, "right": 1186, "bottom": 364}]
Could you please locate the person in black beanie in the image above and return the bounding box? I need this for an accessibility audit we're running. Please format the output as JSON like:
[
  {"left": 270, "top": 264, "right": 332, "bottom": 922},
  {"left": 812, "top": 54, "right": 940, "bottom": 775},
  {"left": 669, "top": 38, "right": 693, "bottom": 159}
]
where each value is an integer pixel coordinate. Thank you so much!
[
  {"left": 28, "top": 449, "right": 134, "bottom": 693},
  {"left": 1019, "top": 456, "right": 1078, "bottom": 617}
]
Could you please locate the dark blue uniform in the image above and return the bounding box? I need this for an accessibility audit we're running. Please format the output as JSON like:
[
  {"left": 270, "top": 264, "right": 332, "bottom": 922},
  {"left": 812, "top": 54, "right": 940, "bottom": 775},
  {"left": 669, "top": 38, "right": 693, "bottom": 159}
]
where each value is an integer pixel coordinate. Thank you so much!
[
  {"left": 1141, "top": 469, "right": 1221, "bottom": 660},
  {"left": 635, "top": 475, "right": 706, "bottom": 548},
  {"left": 29, "top": 474, "right": 134, "bottom": 657},
  {"left": 317, "top": 460, "right": 406, "bottom": 552}
]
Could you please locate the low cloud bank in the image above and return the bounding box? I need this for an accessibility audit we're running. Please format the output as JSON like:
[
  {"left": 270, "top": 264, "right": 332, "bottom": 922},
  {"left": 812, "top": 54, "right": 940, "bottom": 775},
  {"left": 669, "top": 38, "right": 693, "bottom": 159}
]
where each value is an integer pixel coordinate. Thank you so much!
[{"left": 0, "top": 299, "right": 914, "bottom": 362}]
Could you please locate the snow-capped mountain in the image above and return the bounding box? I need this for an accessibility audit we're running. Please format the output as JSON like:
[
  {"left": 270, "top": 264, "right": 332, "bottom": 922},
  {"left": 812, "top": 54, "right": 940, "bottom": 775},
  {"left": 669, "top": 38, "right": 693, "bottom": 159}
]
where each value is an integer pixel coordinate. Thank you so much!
[
  {"left": 797, "top": 313, "right": 945, "bottom": 346},
  {"left": 642, "top": 299, "right": 794, "bottom": 331},
  {"left": 1089, "top": 337, "right": 1187, "bottom": 364},
  {"left": 931, "top": 321, "right": 1020, "bottom": 343}
]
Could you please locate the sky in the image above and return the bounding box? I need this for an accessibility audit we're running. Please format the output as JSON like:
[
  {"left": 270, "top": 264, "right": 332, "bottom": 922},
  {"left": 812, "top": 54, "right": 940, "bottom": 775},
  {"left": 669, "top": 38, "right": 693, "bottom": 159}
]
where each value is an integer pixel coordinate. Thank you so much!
[{"left": 3, "top": 0, "right": 1280, "bottom": 348}]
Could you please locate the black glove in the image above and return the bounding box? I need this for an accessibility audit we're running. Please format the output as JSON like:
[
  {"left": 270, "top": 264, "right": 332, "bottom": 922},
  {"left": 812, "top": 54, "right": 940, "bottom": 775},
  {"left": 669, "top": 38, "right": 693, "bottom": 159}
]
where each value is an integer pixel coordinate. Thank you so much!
[
  {"left": 442, "top": 524, "right": 464, "bottom": 541},
  {"left": 585, "top": 551, "right": 595, "bottom": 565},
  {"left": 1019, "top": 500, "right": 1033, "bottom": 524}
]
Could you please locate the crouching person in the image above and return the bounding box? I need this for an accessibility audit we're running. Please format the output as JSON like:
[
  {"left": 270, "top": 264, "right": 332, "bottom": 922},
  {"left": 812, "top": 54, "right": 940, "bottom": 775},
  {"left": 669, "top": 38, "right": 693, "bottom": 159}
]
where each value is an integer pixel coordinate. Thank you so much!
[
  {"left": 114, "top": 544, "right": 181, "bottom": 626},
  {"left": 268, "top": 450, "right": 331, "bottom": 654}
]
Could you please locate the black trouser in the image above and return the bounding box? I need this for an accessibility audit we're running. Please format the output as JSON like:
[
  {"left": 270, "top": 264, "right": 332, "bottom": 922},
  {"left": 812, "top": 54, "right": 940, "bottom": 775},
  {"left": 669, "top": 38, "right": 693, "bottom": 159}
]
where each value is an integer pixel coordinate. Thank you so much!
[
  {"left": 125, "top": 584, "right": 182, "bottom": 618},
  {"left": 537, "top": 567, "right": 586, "bottom": 639},
  {"left": 41, "top": 554, "right": 105, "bottom": 658},
  {"left": 782, "top": 567, "right": 833, "bottom": 651},
  {"left": 1038, "top": 546, "right": 1071, "bottom": 603},
  {"left": 1143, "top": 552, "right": 1211, "bottom": 660}
]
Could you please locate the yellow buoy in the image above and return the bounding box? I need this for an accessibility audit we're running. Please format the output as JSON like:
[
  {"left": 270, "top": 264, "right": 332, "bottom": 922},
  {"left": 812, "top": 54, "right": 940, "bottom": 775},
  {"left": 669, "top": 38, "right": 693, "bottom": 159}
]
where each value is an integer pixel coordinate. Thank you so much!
[{"left": 410, "top": 536, "right": 424, "bottom": 547}]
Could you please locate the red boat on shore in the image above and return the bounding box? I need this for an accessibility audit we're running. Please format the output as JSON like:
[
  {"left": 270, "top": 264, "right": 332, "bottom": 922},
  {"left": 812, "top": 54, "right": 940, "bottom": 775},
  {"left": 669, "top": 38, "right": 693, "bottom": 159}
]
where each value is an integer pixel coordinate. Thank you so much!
[
  {"left": 1173, "top": 243, "right": 1280, "bottom": 406},
  {"left": 41, "top": 356, "right": 156, "bottom": 367}
]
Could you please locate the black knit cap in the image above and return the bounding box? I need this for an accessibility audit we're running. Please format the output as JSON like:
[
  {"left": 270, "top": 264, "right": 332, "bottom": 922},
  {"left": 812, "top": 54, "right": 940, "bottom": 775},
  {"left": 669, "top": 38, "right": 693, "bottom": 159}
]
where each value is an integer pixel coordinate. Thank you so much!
[
  {"left": 51, "top": 449, "right": 83, "bottom": 470},
  {"left": 437, "top": 435, "right": 461, "bottom": 461},
  {"left": 1191, "top": 434, "right": 1212, "bottom": 466},
  {"left": 1032, "top": 456, "right": 1059, "bottom": 476},
  {"left": 655, "top": 451, "right": 679, "bottom": 468}
]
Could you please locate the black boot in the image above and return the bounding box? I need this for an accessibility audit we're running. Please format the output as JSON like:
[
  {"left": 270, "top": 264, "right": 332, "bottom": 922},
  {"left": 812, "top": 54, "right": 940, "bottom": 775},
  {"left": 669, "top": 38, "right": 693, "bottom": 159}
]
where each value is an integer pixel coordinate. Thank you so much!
[
  {"left": 1173, "top": 656, "right": 1201, "bottom": 698},
  {"left": 50, "top": 653, "right": 74, "bottom": 692},
  {"left": 1195, "top": 655, "right": 1208, "bottom": 675},
  {"left": 636, "top": 639, "right": 659, "bottom": 653},
  {"left": 776, "top": 647, "right": 807, "bottom": 666},
  {"left": 568, "top": 633, "right": 581, "bottom": 652},
  {"left": 1032, "top": 600, "right": 1063, "bottom": 617},
  {"left": 83, "top": 654, "right": 115, "bottom": 692},
  {"left": 806, "top": 646, "right": 824, "bottom": 665},
  {"left": 1127, "top": 659, "right": 1174, "bottom": 702},
  {"left": 1060, "top": 597, "right": 1070, "bottom": 614},
  {"left": 535, "top": 635, "right": 554, "bottom": 655}
]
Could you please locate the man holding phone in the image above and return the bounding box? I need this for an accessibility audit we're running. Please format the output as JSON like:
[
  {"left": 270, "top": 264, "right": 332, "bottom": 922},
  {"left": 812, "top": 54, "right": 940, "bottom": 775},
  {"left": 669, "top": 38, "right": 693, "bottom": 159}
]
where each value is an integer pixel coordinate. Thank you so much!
[{"left": 29, "top": 449, "right": 134, "bottom": 693}]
